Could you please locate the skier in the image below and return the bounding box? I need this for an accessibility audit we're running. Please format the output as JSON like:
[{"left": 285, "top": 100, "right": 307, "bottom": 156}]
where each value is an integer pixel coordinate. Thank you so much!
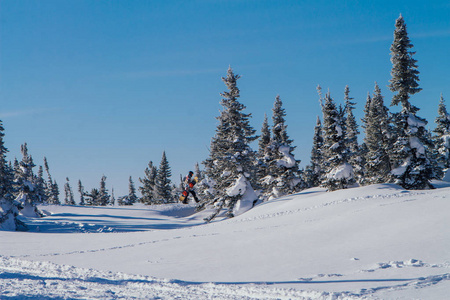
[{"left": 181, "top": 171, "right": 199, "bottom": 204}]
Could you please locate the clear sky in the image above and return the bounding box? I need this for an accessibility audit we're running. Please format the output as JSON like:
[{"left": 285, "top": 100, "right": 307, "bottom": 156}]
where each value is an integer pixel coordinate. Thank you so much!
[{"left": 1, "top": 0, "right": 449, "bottom": 198}]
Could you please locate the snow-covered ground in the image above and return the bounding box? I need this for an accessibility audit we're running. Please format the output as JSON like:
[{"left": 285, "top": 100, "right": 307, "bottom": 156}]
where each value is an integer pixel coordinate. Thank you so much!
[{"left": 1, "top": 182, "right": 450, "bottom": 299}]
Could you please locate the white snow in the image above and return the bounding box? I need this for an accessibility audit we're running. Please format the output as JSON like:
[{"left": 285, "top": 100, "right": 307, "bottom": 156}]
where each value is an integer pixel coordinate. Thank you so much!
[
  {"left": 1, "top": 183, "right": 450, "bottom": 299},
  {"left": 409, "top": 136, "right": 425, "bottom": 155},
  {"left": 276, "top": 145, "right": 296, "bottom": 168},
  {"left": 226, "top": 174, "right": 247, "bottom": 197},
  {"left": 326, "top": 162, "right": 354, "bottom": 180}
]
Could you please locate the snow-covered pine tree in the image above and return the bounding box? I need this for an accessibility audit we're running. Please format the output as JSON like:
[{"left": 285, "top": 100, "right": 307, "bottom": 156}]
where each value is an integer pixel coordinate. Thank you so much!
[
  {"left": 64, "top": 177, "right": 75, "bottom": 205},
  {"left": 98, "top": 175, "right": 110, "bottom": 206},
  {"left": 344, "top": 86, "right": 363, "bottom": 183},
  {"left": 305, "top": 116, "right": 324, "bottom": 187},
  {"left": 257, "top": 113, "right": 271, "bottom": 181},
  {"left": 433, "top": 94, "right": 450, "bottom": 175},
  {"left": 119, "top": 176, "right": 138, "bottom": 205},
  {"left": 44, "top": 157, "right": 60, "bottom": 204},
  {"left": 85, "top": 188, "right": 100, "bottom": 206},
  {"left": 15, "top": 144, "right": 43, "bottom": 217},
  {"left": 34, "top": 166, "right": 47, "bottom": 203},
  {"left": 201, "top": 67, "right": 258, "bottom": 220},
  {"left": 321, "top": 92, "right": 355, "bottom": 191},
  {"left": 0, "top": 120, "right": 23, "bottom": 230},
  {"left": 78, "top": 180, "right": 85, "bottom": 205},
  {"left": 261, "top": 95, "right": 303, "bottom": 199},
  {"left": 363, "top": 83, "right": 392, "bottom": 184},
  {"left": 155, "top": 151, "right": 173, "bottom": 203},
  {"left": 388, "top": 15, "right": 434, "bottom": 189},
  {"left": 139, "top": 161, "right": 157, "bottom": 205}
]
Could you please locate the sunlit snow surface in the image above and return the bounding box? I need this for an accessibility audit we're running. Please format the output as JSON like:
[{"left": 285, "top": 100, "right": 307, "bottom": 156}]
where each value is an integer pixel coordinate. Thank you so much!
[{"left": 1, "top": 182, "right": 450, "bottom": 299}]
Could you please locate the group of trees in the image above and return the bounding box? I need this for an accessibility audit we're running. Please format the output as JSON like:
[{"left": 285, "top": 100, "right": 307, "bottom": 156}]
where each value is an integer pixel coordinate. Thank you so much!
[
  {"left": 2, "top": 15, "right": 449, "bottom": 229},
  {"left": 194, "top": 15, "right": 449, "bottom": 221},
  {"left": 0, "top": 139, "right": 61, "bottom": 230}
]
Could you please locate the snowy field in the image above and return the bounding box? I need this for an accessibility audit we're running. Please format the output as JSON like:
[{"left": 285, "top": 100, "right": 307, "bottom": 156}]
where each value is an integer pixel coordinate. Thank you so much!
[{"left": 1, "top": 182, "right": 450, "bottom": 299}]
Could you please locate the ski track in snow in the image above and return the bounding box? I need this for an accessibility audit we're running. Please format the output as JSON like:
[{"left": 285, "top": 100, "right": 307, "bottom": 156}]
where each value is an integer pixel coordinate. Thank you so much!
[{"left": 231, "top": 189, "right": 428, "bottom": 224}]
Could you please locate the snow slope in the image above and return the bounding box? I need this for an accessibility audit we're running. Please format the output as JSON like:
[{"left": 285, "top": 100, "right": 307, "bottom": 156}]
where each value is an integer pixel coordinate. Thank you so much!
[{"left": 1, "top": 182, "right": 450, "bottom": 299}]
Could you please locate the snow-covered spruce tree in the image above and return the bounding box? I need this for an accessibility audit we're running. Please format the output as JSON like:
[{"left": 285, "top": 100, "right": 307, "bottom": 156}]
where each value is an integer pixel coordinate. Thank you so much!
[
  {"left": 363, "top": 83, "right": 392, "bottom": 184},
  {"left": 44, "top": 157, "right": 60, "bottom": 204},
  {"left": 201, "top": 67, "right": 258, "bottom": 221},
  {"left": 388, "top": 15, "right": 434, "bottom": 189},
  {"left": 261, "top": 95, "right": 303, "bottom": 199},
  {"left": 34, "top": 166, "right": 47, "bottom": 203},
  {"left": 321, "top": 92, "right": 355, "bottom": 191},
  {"left": 257, "top": 113, "right": 271, "bottom": 181},
  {"left": 155, "top": 151, "right": 173, "bottom": 203},
  {"left": 98, "top": 175, "right": 110, "bottom": 206},
  {"left": 118, "top": 176, "right": 138, "bottom": 205},
  {"left": 64, "top": 177, "right": 75, "bottom": 205},
  {"left": 84, "top": 188, "right": 100, "bottom": 206},
  {"left": 0, "top": 121, "right": 23, "bottom": 230},
  {"left": 15, "top": 144, "right": 43, "bottom": 217},
  {"left": 344, "top": 86, "right": 363, "bottom": 183},
  {"left": 305, "top": 116, "right": 324, "bottom": 187},
  {"left": 78, "top": 180, "right": 85, "bottom": 205},
  {"left": 433, "top": 94, "right": 450, "bottom": 175},
  {"left": 139, "top": 160, "right": 157, "bottom": 205}
]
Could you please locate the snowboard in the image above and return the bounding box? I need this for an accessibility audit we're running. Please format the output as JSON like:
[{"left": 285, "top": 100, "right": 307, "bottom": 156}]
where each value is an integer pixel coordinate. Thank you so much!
[{"left": 179, "top": 176, "right": 198, "bottom": 203}]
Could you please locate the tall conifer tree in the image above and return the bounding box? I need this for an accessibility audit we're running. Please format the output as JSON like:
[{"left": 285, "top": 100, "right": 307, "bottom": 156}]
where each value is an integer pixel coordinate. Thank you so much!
[
  {"left": 155, "top": 151, "right": 173, "bottom": 203},
  {"left": 139, "top": 161, "right": 158, "bottom": 205},
  {"left": 201, "top": 67, "right": 258, "bottom": 221},
  {"left": 388, "top": 15, "right": 434, "bottom": 189}
]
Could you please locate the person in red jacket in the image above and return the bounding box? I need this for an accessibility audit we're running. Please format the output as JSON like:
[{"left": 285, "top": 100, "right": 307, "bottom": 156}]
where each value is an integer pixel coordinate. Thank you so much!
[{"left": 182, "top": 171, "right": 199, "bottom": 204}]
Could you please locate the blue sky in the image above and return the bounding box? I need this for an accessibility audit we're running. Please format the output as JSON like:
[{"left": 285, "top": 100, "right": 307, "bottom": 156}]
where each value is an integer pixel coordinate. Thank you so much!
[{"left": 1, "top": 0, "right": 450, "bottom": 198}]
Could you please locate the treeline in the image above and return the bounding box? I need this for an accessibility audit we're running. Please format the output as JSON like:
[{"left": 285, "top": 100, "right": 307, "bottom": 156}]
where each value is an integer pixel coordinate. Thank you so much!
[{"left": 1, "top": 15, "right": 449, "bottom": 229}]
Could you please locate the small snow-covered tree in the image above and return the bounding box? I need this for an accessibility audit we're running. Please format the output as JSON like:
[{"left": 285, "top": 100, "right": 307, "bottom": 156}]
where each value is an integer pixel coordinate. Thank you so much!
[
  {"left": 257, "top": 113, "right": 271, "bottom": 181},
  {"left": 155, "top": 151, "right": 173, "bottom": 203},
  {"left": 98, "top": 175, "right": 110, "bottom": 206},
  {"left": 15, "top": 144, "right": 43, "bottom": 217},
  {"left": 78, "top": 180, "right": 85, "bottom": 205},
  {"left": 321, "top": 92, "right": 354, "bottom": 191},
  {"left": 118, "top": 176, "right": 138, "bottom": 205},
  {"left": 139, "top": 161, "right": 157, "bottom": 205},
  {"left": 44, "top": 157, "right": 60, "bottom": 204},
  {"left": 261, "top": 95, "right": 303, "bottom": 199},
  {"left": 344, "top": 86, "right": 363, "bottom": 182},
  {"left": 363, "top": 83, "right": 392, "bottom": 184},
  {"left": 433, "top": 94, "right": 450, "bottom": 174},
  {"left": 305, "top": 116, "right": 324, "bottom": 187},
  {"left": 201, "top": 67, "right": 258, "bottom": 221},
  {"left": 34, "top": 166, "right": 47, "bottom": 204},
  {"left": 64, "top": 177, "right": 75, "bottom": 205},
  {"left": 388, "top": 15, "right": 434, "bottom": 189}
]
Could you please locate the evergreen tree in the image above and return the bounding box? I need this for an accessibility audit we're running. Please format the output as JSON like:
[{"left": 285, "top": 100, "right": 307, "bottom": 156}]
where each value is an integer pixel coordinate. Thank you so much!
[
  {"left": 433, "top": 94, "right": 450, "bottom": 174},
  {"left": 15, "top": 144, "right": 43, "bottom": 217},
  {"left": 321, "top": 92, "right": 354, "bottom": 191},
  {"left": 155, "top": 151, "right": 173, "bottom": 203},
  {"left": 0, "top": 121, "right": 23, "bottom": 230},
  {"left": 44, "top": 157, "right": 60, "bottom": 204},
  {"left": 64, "top": 177, "right": 75, "bottom": 205},
  {"left": 98, "top": 175, "right": 110, "bottom": 206},
  {"left": 261, "top": 95, "right": 303, "bottom": 199},
  {"left": 78, "top": 180, "right": 86, "bottom": 205},
  {"left": 388, "top": 15, "right": 434, "bottom": 189},
  {"left": 119, "top": 176, "right": 138, "bottom": 205},
  {"left": 306, "top": 116, "right": 324, "bottom": 187},
  {"left": 344, "top": 86, "right": 363, "bottom": 182},
  {"left": 85, "top": 188, "right": 100, "bottom": 206},
  {"left": 257, "top": 113, "right": 271, "bottom": 181},
  {"left": 201, "top": 67, "right": 258, "bottom": 221},
  {"left": 363, "top": 83, "right": 392, "bottom": 184},
  {"left": 34, "top": 166, "right": 47, "bottom": 203},
  {"left": 139, "top": 161, "right": 158, "bottom": 205}
]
